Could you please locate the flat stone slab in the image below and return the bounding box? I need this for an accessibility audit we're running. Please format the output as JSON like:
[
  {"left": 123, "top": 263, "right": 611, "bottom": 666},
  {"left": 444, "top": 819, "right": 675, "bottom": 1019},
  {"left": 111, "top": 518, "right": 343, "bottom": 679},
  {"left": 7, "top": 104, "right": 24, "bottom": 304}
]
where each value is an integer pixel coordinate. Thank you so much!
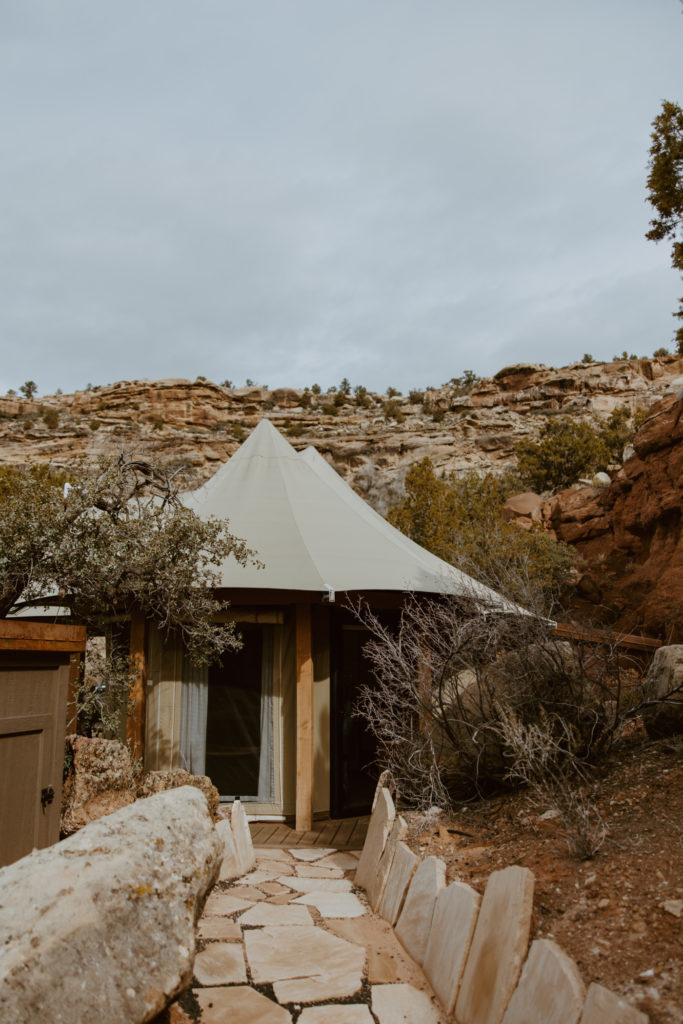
[
  {"left": 455, "top": 865, "right": 535, "bottom": 1024},
  {"left": 316, "top": 852, "right": 360, "bottom": 870},
  {"left": 194, "top": 985, "right": 292, "bottom": 1023},
  {"left": 242, "top": 869, "right": 283, "bottom": 884},
  {"left": 257, "top": 881, "right": 293, "bottom": 895},
  {"left": 267, "top": 892, "right": 297, "bottom": 905},
  {"left": 367, "top": 815, "right": 408, "bottom": 912},
  {"left": 395, "top": 856, "right": 446, "bottom": 966},
  {"left": 292, "top": 891, "right": 366, "bottom": 918},
  {"left": 193, "top": 943, "right": 247, "bottom": 986},
  {"left": 423, "top": 881, "right": 480, "bottom": 1013},
  {"left": 327, "top": 918, "right": 428, "bottom": 987},
  {"left": 229, "top": 885, "right": 268, "bottom": 901},
  {"left": 259, "top": 860, "right": 295, "bottom": 876},
  {"left": 255, "top": 848, "right": 294, "bottom": 861},
  {"left": 288, "top": 847, "right": 337, "bottom": 861},
  {"left": 579, "top": 982, "right": 649, "bottom": 1024},
  {"left": 502, "top": 939, "right": 585, "bottom": 1024},
  {"left": 239, "top": 902, "right": 313, "bottom": 927},
  {"left": 216, "top": 819, "right": 240, "bottom": 881},
  {"left": 197, "top": 918, "right": 243, "bottom": 941},
  {"left": 279, "top": 876, "right": 352, "bottom": 894},
  {"left": 203, "top": 893, "right": 255, "bottom": 917},
  {"left": 243, "top": 924, "right": 364, "bottom": 1004},
  {"left": 231, "top": 800, "right": 256, "bottom": 874},
  {"left": 378, "top": 842, "right": 418, "bottom": 926},
  {"left": 298, "top": 1007, "right": 374, "bottom": 1023},
  {"left": 355, "top": 788, "right": 395, "bottom": 891},
  {"left": 372, "top": 982, "right": 446, "bottom": 1023},
  {"left": 295, "top": 863, "right": 345, "bottom": 878}
]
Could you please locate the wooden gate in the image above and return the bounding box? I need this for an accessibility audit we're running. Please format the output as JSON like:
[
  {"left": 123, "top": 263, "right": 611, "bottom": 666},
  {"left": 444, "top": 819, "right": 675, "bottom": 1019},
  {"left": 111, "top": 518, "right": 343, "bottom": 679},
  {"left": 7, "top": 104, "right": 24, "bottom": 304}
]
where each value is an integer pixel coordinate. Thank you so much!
[{"left": 0, "top": 621, "right": 86, "bottom": 868}]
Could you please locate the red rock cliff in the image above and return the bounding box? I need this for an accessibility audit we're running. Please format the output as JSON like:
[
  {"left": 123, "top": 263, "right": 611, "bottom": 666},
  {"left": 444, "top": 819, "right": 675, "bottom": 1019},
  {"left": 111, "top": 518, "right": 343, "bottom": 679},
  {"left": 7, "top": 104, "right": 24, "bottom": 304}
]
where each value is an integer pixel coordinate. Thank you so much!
[{"left": 546, "top": 391, "right": 683, "bottom": 641}]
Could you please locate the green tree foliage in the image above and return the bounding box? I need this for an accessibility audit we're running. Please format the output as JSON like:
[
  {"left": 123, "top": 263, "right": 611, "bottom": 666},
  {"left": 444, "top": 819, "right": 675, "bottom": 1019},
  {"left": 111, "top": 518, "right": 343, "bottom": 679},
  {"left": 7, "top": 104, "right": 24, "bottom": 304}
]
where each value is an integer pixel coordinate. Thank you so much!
[
  {"left": 646, "top": 100, "right": 683, "bottom": 353},
  {"left": 0, "top": 457, "right": 256, "bottom": 664},
  {"left": 515, "top": 409, "right": 641, "bottom": 493},
  {"left": 387, "top": 458, "right": 574, "bottom": 610},
  {"left": 19, "top": 381, "right": 38, "bottom": 399}
]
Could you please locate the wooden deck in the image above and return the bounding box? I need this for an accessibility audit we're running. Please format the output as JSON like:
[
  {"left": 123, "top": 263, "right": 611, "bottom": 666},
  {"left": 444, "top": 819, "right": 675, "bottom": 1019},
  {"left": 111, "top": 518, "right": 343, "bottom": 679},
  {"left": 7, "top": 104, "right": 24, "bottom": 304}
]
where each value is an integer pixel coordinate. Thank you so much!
[{"left": 250, "top": 815, "right": 370, "bottom": 851}]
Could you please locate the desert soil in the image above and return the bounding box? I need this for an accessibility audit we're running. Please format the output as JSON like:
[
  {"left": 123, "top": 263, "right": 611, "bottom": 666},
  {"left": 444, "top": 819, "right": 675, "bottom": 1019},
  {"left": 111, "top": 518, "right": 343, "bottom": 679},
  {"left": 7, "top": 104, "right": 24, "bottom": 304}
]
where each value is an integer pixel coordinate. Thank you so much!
[{"left": 405, "top": 732, "right": 683, "bottom": 1024}]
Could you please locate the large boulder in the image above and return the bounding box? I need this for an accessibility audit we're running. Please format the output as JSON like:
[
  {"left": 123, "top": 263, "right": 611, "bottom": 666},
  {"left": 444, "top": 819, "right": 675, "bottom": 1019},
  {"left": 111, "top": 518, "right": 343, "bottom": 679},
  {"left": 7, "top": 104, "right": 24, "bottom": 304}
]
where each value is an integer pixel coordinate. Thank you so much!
[
  {"left": 0, "top": 787, "right": 222, "bottom": 1024},
  {"left": 641, "top": 645, "right": 683, "bottom": 739},
  {"left": 137, "top": 770, "right": 220, "bottom": 820},
  {"left": 61, "top": 735, "right": 136, "bottom": 837}
]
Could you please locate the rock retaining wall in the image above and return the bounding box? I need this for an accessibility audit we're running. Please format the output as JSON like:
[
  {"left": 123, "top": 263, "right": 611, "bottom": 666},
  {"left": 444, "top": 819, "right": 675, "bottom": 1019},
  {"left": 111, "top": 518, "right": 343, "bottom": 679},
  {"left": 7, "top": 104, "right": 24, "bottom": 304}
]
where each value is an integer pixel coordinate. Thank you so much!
[{"left": 356, "top": 787, "right": 649, "bottom": 1024}]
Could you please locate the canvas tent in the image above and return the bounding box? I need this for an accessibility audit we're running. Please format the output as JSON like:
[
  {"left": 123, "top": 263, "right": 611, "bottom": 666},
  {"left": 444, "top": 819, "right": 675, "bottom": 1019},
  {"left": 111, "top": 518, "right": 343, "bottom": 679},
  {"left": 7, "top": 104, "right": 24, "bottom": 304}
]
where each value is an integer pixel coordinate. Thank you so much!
[{"left": 142, "top": 419, "right": 514, "bottom": 828}]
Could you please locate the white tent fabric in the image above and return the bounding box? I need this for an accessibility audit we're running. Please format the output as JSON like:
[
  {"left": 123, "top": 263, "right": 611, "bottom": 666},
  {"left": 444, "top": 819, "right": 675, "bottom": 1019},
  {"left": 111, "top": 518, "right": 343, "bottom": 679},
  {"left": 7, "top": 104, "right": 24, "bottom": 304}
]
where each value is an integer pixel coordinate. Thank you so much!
[{"left": 182, "top": 419, "right": 514, "bottom": 607}]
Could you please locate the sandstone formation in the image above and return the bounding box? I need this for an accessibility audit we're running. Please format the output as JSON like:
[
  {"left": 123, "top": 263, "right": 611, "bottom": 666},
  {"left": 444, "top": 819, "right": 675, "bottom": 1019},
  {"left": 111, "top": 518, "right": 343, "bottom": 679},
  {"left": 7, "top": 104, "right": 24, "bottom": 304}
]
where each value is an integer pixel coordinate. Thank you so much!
[
  {"left": 0, "top": 787, "right": 222, "bottom": 1024},
  {"left": 62, "top": 737, "right": 222, "bottom": 836},
  {"left": 640, "top": 645, "right": 683, "bottom": 738},
  {"left": 1, "top": 356, "right": 681, "bottom": 510},
  {"left": 137, "top": 769, "right": 220, "bottom": 819},
  {"left": 61, "top": 734, "right": 136, "bottom": 837},
  {"left": 543, "top": 392, "right": 683, "bottom": 640}
]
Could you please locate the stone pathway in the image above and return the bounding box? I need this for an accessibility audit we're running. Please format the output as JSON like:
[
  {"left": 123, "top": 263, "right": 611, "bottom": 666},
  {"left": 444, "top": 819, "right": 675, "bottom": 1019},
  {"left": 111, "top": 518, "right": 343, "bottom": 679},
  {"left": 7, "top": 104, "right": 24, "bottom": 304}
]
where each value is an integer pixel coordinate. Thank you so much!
[{"left": 182, "top": 845, "right": 448, "bottom": 1023}]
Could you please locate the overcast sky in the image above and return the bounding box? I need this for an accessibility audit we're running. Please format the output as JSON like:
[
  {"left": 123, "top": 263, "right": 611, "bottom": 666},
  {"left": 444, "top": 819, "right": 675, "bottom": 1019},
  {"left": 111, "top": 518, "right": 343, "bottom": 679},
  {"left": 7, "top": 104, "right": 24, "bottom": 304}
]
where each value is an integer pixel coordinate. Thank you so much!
[{"left": 1, "top": 1, "right": 682, "bottom": 396}]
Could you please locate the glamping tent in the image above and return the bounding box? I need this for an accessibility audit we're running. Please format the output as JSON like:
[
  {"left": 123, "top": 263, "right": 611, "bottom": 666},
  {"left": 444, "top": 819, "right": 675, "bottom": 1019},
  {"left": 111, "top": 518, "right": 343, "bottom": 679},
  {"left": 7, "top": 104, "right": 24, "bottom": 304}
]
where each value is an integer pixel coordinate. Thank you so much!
[{"left": 142, "top": 420, "right": 512, "bottom": 828}]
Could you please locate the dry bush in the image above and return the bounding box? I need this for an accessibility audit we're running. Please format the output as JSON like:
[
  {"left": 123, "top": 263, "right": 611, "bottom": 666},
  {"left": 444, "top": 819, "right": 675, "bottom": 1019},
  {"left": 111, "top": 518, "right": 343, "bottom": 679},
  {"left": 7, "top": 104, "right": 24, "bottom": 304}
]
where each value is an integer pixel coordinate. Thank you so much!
[
  {"left": 495, "top": 708, "right": 606, "bottom": 859},
  {"left": 352, "top": 589, "right": 667, "bottom": 814}
]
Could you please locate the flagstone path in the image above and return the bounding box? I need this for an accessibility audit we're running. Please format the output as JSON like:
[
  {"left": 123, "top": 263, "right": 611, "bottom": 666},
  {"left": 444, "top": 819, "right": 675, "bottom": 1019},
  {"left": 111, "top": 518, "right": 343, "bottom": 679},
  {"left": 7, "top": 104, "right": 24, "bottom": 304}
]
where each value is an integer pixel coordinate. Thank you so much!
[{"left": 182, "top": 845, "right": 448, "bottom": 1023}]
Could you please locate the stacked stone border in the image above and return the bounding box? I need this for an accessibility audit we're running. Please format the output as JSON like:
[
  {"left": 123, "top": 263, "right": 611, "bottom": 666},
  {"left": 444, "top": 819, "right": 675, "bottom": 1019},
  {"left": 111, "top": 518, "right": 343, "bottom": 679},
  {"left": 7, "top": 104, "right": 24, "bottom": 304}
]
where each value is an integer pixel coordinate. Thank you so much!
[{"left": 354, "top": 786, "right": 649, "bottom": 1024}]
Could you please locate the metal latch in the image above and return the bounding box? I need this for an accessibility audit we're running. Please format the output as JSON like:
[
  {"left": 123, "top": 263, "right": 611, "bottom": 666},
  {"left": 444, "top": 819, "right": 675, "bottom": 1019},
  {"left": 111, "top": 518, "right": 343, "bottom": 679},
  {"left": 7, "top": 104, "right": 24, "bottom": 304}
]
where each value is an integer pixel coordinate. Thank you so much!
[{"left": 41, "top": 786, "right": 55, "bottom": 811}]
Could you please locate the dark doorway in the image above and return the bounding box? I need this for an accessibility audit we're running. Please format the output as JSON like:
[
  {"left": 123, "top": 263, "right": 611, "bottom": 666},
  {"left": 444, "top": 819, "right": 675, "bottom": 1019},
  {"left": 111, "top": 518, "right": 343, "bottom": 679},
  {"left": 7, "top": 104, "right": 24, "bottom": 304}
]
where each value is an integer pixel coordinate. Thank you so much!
[
  {"left": 330, "top": 609, "right": 398, "bottom": 817},
  {"left": 205, "top": 623, "right": 263, "bottom": 798}
]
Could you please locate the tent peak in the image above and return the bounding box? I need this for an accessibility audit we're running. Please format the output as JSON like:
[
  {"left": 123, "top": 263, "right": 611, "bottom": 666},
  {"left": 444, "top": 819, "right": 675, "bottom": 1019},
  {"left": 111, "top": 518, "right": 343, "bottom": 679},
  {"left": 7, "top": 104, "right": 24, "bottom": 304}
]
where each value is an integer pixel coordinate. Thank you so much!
[{"left": 232, "top": 418, "right": 299, "bottom": 461}]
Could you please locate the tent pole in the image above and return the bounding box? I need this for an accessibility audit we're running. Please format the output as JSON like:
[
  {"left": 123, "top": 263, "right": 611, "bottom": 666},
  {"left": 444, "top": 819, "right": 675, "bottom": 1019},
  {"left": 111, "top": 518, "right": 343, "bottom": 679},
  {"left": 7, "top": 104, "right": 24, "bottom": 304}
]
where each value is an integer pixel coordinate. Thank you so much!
[
  {"left": 127, "top": 610, "right": 147, "bottom": 765},
  {"left": 295, "top": 603, "right": 314, "bottom": 832}
]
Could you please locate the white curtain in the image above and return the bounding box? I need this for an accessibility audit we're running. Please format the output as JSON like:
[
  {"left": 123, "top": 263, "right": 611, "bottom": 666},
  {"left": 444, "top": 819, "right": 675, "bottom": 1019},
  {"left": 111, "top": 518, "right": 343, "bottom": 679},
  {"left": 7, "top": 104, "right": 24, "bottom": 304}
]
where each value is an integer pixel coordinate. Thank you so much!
[
  {"left": 179, "top": 657, "right": 209, "bottom": 776},
  {"left": 257, "top": 625, "right": 274, "bottom": 801}
]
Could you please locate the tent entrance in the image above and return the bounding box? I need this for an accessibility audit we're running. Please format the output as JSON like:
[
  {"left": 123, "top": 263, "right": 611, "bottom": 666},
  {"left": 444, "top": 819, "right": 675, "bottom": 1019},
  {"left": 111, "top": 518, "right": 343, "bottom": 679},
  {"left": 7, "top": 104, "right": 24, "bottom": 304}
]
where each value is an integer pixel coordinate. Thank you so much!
[{"left": 205, "top": 622, "right": 278, "bottom": 804}]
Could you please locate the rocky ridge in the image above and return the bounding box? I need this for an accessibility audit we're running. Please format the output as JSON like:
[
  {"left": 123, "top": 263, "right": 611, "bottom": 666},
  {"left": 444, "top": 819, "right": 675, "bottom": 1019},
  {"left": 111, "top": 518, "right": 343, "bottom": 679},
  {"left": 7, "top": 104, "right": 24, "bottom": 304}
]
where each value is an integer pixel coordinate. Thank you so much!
[{"left": 1, "top": 356, "right": 682, "bottom": 511}]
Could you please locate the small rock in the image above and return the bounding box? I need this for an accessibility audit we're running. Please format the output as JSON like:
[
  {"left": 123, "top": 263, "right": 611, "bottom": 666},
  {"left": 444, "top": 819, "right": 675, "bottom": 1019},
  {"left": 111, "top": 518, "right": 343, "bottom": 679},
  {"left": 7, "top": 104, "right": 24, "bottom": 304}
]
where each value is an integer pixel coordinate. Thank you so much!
[
  {"left": 661, "top": 899, "right": 683, "bottom": 918},
  {"left": 597, "top": 898, "right": 610, "bottom": 909}
]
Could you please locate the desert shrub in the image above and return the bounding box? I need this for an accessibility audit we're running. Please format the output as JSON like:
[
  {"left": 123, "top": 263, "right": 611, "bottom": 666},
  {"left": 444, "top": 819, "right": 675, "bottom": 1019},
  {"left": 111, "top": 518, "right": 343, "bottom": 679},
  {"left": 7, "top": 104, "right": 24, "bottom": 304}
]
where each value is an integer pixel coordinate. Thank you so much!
[
  {"left": 230, "top": 423, "right": 246, "bottom": 442},
  {"left": 653, "top": 347, "right": 671, "bottom": 357},
  {"left": 383, "top": 399, "right": 404, "bottom": 423},
  {"left": 408, "top": 389, "right": 424, "bottom": 404},
  {"left": 300, "top": 388, "right": 312, "bottom": 408},
  {"left": 581, "top": 353, "right": 595, "bottom": 363},
  {"left": 152, "top": 417, "right": 164, "bottom": 430},
  {"left": 42, "top": 408, "right": 59, "bottom": 429},
  {"left": 515, "top": 408, "right": 643, "bottom": 492},
  {"left": 89, "top": 419, "right": 101, "bottom": 431},
  {"left": 386, "top": 386, "right": 401, "bottom": 398},
  {"left": 319, "top": 402, "right": 339, "bottom": 416},
  {"left": 387, "top": 458, "right": 574, "bottom": 609},
  {"left": 431, "top": 408, "right": 446, "bottom": 423},
  {"left": 286, "top": 421, "right": 304, "bottom": 438},
  {"left": 339, "top": 377, "right": 351, "bottom": 395},
  {"left": 448, "top": 370, "right": 480, "bottom": 394},
  {"left": 354, "top": 385, "right": 372, "bottom": 408},
  {"left": 311, "top": 383, "right": 321, "bottom": 395},
  {"left": 333, "top": 391, "right": 346, "bottom": 407}
]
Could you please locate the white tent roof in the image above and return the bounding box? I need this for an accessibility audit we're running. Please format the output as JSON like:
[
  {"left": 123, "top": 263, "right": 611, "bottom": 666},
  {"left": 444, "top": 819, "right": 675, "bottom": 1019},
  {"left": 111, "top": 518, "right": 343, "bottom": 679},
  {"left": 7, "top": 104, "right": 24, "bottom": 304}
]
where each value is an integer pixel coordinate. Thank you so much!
[{"left": 182, "top": 419, "right": 513, "bottom": 606}]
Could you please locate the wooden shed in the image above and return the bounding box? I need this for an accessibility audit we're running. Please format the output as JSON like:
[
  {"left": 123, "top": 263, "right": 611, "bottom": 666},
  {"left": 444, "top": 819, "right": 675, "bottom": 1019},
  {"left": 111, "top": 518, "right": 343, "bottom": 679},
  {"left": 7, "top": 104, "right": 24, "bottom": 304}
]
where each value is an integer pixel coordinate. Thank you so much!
[{"left": 0, "top": 620, "right": 86, "bottom": 868}]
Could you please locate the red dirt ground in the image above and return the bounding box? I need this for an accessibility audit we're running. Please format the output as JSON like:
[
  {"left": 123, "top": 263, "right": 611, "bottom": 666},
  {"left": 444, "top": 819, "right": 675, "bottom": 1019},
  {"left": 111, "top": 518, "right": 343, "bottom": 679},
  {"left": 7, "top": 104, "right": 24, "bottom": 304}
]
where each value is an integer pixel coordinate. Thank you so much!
[{"left": 405, "top": 732, "right": 683, "bottom": 1023}]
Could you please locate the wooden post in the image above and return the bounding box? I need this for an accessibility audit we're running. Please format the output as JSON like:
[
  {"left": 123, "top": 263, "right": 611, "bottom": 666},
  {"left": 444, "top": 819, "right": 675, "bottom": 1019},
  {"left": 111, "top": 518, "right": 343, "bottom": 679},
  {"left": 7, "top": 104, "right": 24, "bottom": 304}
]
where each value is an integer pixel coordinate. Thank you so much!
[
  {"left": 66, "top": 651, "right": 84, "bottom": 735},
  {"left": 296, "top": 603, "right": 314, "bottom": 832},
  {"left": 127, "top": 610, "right": 147, "bottom": 765}
]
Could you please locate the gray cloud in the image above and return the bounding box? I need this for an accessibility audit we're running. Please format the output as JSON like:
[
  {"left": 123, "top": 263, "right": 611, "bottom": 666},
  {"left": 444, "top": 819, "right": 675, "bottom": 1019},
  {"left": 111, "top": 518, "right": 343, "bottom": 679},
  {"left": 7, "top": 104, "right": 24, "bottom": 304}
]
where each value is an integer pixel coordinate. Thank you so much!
[{"left": 0, "top": 0, "right": 681, "bottom": 395}]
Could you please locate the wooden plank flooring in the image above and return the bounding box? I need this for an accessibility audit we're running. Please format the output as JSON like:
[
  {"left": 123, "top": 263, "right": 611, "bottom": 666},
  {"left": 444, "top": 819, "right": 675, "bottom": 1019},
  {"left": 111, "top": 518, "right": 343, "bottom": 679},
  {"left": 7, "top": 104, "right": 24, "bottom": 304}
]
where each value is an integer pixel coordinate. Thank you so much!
[{"left": 250, "top": 815, "right": 370, "bottom": 851}]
